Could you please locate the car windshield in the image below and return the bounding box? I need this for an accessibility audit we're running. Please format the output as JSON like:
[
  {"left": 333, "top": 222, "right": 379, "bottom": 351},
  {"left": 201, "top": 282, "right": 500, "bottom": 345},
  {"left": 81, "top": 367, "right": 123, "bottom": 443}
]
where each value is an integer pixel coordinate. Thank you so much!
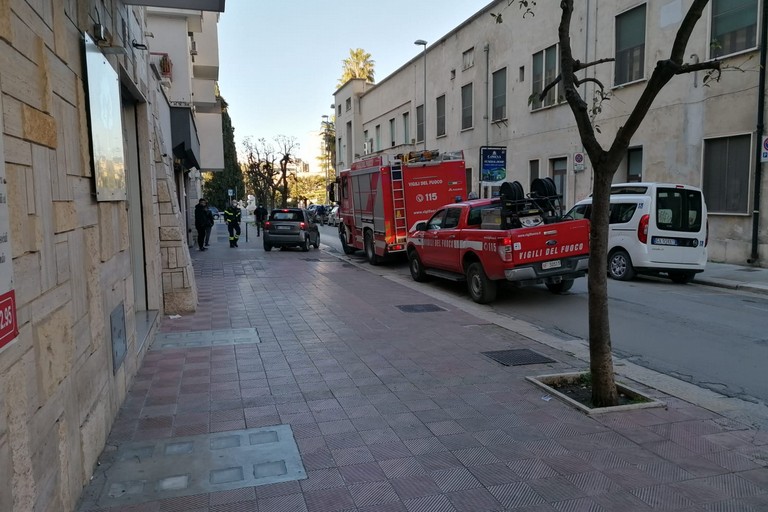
[{"left": 270, "top": 211, "right": 303, "bottom": 221}]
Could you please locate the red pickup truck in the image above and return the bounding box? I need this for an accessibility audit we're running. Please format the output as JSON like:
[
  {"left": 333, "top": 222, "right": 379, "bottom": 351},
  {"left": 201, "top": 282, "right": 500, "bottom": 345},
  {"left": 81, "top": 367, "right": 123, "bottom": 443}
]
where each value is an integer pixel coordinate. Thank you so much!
[{"left": 406, "top": 188, "right": 590, "bottom": 303}]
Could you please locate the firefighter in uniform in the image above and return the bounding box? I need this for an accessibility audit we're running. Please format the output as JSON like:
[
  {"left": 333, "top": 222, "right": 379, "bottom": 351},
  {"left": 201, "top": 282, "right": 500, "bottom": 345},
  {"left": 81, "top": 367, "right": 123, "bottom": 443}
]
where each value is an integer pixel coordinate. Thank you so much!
[{"left": 223, "top": 201, "right": 241, "bottom": 247}]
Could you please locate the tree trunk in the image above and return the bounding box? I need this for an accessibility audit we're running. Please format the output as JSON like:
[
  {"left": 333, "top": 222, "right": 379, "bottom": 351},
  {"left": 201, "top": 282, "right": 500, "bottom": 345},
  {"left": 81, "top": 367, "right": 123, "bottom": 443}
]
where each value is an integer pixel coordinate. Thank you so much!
[{"left": 587, "top": 165, "right": 619, "bottom": 406}]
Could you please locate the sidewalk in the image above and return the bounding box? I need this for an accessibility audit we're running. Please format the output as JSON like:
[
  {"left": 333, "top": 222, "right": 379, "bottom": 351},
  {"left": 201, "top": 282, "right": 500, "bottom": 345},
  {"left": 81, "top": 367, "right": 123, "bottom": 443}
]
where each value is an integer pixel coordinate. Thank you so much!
[
  {"left": 77, "top": 228, "right": 768, "bottom": 512},
  {"left": 695, "top": 261, "right": 768, "bottom": 296}
]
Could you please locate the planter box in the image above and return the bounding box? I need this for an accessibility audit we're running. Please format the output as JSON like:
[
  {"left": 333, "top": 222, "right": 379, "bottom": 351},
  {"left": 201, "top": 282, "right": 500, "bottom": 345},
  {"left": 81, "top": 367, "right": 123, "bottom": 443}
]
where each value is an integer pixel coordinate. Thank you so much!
[{"left": 526, "top": 372, "right": 665, "bottom": 414}]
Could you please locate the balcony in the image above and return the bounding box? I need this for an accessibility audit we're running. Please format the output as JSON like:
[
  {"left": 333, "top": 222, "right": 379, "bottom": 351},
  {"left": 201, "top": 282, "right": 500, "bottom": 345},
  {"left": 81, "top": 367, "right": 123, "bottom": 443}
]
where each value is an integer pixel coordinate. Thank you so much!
[{"left": 124, "top": 0, "right": 225, "bottom": 12}]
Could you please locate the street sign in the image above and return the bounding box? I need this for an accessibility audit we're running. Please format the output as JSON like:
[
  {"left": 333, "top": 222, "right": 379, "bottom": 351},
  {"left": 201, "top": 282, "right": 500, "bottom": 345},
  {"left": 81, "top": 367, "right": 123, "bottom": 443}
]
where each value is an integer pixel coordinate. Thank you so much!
[
  {"left": 479, "top": 146, "right": 507, "bottom": 182},
  {"left": 761, "top": 136, "right": 768, "bottom": 163},
  {"left": 573, "top": 152, "right": 586, "bottom": 171},
  {"left": 227, "top": 188, "right": 234, "bottom": 197}
]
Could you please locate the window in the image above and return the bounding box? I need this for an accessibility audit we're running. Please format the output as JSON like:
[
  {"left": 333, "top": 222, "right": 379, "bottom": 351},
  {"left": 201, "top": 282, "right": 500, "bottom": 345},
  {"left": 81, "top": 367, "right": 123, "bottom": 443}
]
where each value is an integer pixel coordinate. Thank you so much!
[
  {"left": 627, "top": 147, "right": 642, "bottom": 182},
  {"left": 529, "top": 160, "right": 540, "bottom": 188},
  {"left": 550, "top": 157, "right": 567, "bottom": 207},
  {"left": 712, "top": 0, "right": 758, "bottom": 58},
  {"left": 363, "top": 130, "right": 369, "bottom": 152},
  {"left": 443, "top": 208, "right": 462, "bottom": 229},
  {"left": 345, "top": 97, "right": 351, "bottom": 111},
  {"left": 461, "top": 83, "right": 473, "bottom": 130},
  {"left": 492, "top": 68, "right": 507, "bottom": 121},
  {"left": 656, "top": 188, "right": 703, "bottom": 232},
  {"left": 375, "top": 125, "right": 381, "bottom": 151},
  {"left": 427, "top": 209, "right": 445, "bottom": 230},
  {"left": 462, "top": 47, "right": 474, "bottom": 70},
  {"left": 615, "top": 5, "right": 646, "bottom": 85},
  {"left": 436, "top": 95, "right": 446, "bottom": 137},
  {"left": 532, "top": 44, "right": 560, "bottom": 110},
  {"left": 609, "top": 203, "right": 638, "bottom": 224},
  {"left": 703, "top": 134, "right": 751, "bottom": 213},
  {"left": 337, "top": 104, "right": 341, "bottom": 116},
  {"left": 416, "top": 105, "right": 424, "bottom": 143},
  {"left": 402, "top": 112, "right": 410, "bottom": 144},
  {"left": 389, "top": 118, "right": 395, "bottom": 147}
]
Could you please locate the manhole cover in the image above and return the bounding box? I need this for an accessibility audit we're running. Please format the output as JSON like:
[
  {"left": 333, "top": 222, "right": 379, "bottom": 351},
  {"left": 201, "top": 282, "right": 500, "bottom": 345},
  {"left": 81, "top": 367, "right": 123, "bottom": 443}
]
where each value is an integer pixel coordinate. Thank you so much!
[
  {"left": 481, "top": 349, "right": 556, "bottom": 366},
  {"left": 396, "top": 304, "right": 447, "bottom": 313}
]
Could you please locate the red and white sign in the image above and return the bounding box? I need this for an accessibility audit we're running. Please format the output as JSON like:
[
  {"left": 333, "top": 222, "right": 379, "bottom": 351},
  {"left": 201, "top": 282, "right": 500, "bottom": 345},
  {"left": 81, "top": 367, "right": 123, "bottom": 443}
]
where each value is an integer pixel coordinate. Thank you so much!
[
  {"left": 0, "top": 290, "right": 18, "bottom": 349},
  {"left": 574, "top": 152, "right": 586, "bottom": 171}
]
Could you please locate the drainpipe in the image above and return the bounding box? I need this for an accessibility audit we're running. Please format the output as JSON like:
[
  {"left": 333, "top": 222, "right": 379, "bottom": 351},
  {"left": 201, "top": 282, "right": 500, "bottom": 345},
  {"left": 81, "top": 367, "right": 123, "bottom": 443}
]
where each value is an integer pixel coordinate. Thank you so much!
[
  {"left": 484, "top": 43, "right": 490, "bottom": 147},
  {"left": 750, "top": 0, "right": 768, "bottom": 264}
]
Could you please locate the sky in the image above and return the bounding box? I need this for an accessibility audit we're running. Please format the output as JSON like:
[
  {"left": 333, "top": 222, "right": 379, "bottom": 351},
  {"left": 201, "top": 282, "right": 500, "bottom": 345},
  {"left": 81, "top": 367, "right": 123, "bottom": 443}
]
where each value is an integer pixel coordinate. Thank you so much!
[{"left": 217, "top": 0, "right": 492, "bottom": 167}]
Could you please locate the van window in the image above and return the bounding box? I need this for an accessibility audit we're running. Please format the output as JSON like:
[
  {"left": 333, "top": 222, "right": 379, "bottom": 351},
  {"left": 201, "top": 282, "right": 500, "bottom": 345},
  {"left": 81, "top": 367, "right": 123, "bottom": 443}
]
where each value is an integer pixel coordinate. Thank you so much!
[
  {"left": 656, "top": 188, "right": 703, "bottom": 232},
  {"left": 568, "top": 204, "right": 591, "bottom": 220},
  {"left": 609, "top": 203, "right": 638, "bottom": 224},
  {"left": 611, "top": 185, "right": 648, "bottom": 194}
]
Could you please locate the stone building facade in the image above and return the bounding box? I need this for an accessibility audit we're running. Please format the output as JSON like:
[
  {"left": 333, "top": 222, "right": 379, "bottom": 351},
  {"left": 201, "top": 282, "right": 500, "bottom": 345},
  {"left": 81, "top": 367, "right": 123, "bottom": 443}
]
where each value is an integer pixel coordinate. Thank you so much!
[
  {"left": 334, "top": 0, "right": 767, "bottom": 266},
  {"left": 0, "top": 1, "right": 224, "bottom": 510}
]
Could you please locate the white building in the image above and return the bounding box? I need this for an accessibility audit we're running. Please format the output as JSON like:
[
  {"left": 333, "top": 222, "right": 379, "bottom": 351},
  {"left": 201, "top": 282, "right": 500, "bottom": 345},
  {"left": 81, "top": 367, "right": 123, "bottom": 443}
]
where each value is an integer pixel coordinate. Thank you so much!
[{"left": 334, "top": 0, "right": 767, "bottom": 266}]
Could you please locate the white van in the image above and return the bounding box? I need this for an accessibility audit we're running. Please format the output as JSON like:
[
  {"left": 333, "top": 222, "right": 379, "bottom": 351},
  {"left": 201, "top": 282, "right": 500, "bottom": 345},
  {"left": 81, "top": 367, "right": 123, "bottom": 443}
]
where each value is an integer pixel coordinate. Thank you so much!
[{"left": 566, "top": 183, "right": 707, "bottom": 283}]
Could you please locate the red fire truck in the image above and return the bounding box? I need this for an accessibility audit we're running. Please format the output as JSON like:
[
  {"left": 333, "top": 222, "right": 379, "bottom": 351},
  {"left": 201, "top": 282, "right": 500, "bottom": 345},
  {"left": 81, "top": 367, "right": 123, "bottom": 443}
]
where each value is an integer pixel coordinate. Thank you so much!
[{"left": 336, "top": 150, "right": 467, "bottom": 264}]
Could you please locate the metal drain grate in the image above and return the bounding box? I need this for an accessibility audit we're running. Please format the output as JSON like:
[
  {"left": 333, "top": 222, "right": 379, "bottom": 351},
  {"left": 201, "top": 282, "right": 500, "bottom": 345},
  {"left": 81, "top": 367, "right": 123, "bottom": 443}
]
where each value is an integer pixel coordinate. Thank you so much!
[
  {"left": 396, "top": 304, "right": 447, "bottom": 313},
  {"left": 481, "top": 349, "right": 556, "bottom": 366}
]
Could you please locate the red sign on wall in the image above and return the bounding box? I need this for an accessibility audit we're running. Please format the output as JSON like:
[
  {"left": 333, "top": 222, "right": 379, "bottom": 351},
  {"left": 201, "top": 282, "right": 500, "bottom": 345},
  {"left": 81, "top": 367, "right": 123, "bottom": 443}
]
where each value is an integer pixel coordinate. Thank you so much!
[{"left": 0, "top": 289, "right": 19, "bottom": 350}]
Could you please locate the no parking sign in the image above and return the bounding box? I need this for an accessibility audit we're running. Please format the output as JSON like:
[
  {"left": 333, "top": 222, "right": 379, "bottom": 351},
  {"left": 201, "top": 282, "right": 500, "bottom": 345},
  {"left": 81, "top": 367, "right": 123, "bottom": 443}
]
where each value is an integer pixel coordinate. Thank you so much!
[
  {"left": 574, "top": 152, "right": 586, "bottom": 171},
  {"left": 762, "top": 137, "right": 768, "bottom": 162}
]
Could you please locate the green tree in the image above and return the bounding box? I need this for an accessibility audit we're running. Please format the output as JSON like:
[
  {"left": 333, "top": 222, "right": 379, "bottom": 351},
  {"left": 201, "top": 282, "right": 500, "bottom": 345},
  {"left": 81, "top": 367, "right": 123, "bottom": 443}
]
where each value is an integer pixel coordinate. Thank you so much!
[
  {"left": 493, "top": 0, "right": 721, "bottom": 406},
  {"left": 338, "top": 48, "right": 375, "bottom": 87},
  {"left": 202, "top": 95, "right": 244, "bottom": 208},
  {"left": 319, "top": 117, "right": 336, "bottom": 201},
  {"left": 290, "top": 174, "right": 325, "bottom": 206}
]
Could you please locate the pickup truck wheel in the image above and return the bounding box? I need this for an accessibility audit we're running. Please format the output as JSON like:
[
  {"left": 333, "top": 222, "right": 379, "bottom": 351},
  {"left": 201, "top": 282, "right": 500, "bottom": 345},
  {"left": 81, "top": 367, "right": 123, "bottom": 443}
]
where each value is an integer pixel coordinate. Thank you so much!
[
  {"left": 546, "top": 279, "right": 574, "bottom": 294},
  {"left": 340, "top": 226, "right": 356, "bottom": 255},
  {"left": 467, "top": 262, "right": 497, "bottom": 304},
  {"left": 364, "top": 231, "right": 380, "bottom": 265},
  {"left": 608, "top": 249, "right": 635, "bottom": 281},
  {"left": 408, "top": 250, "right": 429, "bottom": 282},
  {"left": 669, "top": 271, "right": 694, "bottom": 284}
]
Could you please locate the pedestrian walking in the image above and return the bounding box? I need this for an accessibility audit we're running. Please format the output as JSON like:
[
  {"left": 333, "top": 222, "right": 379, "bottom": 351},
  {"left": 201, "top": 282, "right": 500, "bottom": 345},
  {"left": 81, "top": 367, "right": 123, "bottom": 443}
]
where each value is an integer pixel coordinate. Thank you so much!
[
  {"left": 255, "top": 203, "right": 268, "bottom": 236},
  {"left": 223, "top": 201, "right": 241, "bottom": 247},
  {"left": 194, "top": 198, "right": 211, "bottom": 251}
]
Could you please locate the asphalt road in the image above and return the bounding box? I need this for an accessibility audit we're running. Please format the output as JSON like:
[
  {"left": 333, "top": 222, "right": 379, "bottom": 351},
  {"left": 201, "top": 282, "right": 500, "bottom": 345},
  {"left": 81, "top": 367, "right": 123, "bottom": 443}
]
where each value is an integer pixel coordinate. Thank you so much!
[{"left": 318, "top": 224, "right": 768, "bottom": 407}]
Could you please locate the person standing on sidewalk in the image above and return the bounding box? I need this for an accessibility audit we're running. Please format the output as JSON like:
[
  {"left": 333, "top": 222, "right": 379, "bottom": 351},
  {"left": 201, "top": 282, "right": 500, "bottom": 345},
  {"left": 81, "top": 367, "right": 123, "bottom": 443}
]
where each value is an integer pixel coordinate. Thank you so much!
[
  {"left": 224, "top": 200, "right": 241, "bottom": 247},
  {"left": 255, "top": 203, "right": 268, "bottom": 236},
  {"left": 194, "top": 198, "right": 211, "bottom": 251},
  {"left": 203, "top": 202, "right": 215, "bottom": 246}
]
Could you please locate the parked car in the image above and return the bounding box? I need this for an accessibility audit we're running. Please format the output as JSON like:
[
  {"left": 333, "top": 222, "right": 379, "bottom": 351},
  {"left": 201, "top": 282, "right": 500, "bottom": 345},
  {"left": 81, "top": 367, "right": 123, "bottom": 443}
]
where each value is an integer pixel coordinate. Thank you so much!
[
  {"left": 328, "top": 205, "right": 340, "bottom": 227},
  {"left": 208, "top": 206, "right": 221, "bottom": 220},
  {"left": 263, "top": 208, "right": 320, "bottom": 252},
  {"left": 565, "top": 182, "right": 707, "bottom": 283}
]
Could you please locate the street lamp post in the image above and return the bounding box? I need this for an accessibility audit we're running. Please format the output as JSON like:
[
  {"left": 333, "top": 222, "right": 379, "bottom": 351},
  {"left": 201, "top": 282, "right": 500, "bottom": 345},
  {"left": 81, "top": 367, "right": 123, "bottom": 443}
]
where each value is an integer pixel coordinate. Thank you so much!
[
  {"left": 414, "top": 39, "right": 427, "bottom": 151},
  {"left": 321, "top": 114, "right": 330, "bottom": 204}
]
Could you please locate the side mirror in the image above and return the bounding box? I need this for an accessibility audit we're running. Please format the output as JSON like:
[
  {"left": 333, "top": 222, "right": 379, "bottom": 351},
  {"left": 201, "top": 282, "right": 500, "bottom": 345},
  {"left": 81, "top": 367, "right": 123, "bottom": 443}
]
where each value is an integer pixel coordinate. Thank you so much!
[{"left": 414, "top": 221, "right": 427, "bottom": 232}]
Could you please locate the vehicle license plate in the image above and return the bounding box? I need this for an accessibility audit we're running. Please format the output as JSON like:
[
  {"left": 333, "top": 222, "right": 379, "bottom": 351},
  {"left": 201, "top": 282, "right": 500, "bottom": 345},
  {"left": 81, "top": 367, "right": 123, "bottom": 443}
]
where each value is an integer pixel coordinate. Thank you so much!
[
  {"left": 277, "top": 225, "right": 291, "bottom": 230},
  {"left": 542, "top": 260, "right": 561, "bottom": 270},
  {"left": 653, "top": 237, "right": 678, "bottom": 246}
]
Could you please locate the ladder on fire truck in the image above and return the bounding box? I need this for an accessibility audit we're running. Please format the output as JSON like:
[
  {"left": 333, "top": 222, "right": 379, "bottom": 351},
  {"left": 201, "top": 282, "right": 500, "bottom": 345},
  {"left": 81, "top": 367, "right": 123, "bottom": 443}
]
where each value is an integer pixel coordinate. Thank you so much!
[{"left": 390, "top": 159, "right": 408, "bottom": 243}]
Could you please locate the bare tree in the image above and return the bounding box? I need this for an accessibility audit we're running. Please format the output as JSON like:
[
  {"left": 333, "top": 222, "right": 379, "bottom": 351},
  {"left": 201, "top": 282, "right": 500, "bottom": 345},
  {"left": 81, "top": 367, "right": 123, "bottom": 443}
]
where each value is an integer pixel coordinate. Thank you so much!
[
  {"left": 494, "top": 0, "right": 721, "bottom": 406},
  {"left": 242, "top": 137, "right": 280, "bottom": 208},
  {"left": 274, "top": 135, "right": 300, "bottom": 208}
]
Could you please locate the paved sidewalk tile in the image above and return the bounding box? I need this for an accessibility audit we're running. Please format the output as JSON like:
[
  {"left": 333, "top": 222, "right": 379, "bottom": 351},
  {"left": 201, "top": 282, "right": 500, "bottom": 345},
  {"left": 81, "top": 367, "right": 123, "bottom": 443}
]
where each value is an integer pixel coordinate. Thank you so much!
[{"left": 76, "top": 243, "right": 768, "bottom": 511}]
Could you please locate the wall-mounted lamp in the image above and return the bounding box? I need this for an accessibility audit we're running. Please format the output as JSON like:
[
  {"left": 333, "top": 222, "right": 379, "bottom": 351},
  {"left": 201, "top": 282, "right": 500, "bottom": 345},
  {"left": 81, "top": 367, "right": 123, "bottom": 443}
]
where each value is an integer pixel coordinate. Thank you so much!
[{"left": 132, "top": 39, "right": 148, "bottom": 51}]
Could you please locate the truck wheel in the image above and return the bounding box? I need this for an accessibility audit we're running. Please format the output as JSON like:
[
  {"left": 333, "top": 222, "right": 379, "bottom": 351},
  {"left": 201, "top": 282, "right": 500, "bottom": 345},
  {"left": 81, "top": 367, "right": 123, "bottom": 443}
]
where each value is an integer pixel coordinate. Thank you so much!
[
  {"left": 608, "top": 250, "right": 635, "bottom": 281},
  {"left": 302, "top": 236, "right": 310, "bottom": 252},
  {"left": 340, "top": 226, "right": 356, "bottom": 255},
  {"left": 546, "top": 279, "right": 574, "bottom": 294},
  {"left": 669, "top": 271, "right": 694, "bottom": 284},
  {"left": 467, "top": 262, "right": 497, "bottom": 304},
  {"left": 408, "top": 250, "right": 429, "bottom": 282},
  {"left": 364, "top": 231, "right": 380, "bottom": 265}
]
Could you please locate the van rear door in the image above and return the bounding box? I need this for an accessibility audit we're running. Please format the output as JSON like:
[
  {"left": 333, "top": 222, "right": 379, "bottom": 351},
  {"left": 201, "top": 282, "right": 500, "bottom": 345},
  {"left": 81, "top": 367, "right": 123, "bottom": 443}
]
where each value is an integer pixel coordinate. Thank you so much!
[{"left": 649, "top": 187, "right": 707, "bottom": 265}]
